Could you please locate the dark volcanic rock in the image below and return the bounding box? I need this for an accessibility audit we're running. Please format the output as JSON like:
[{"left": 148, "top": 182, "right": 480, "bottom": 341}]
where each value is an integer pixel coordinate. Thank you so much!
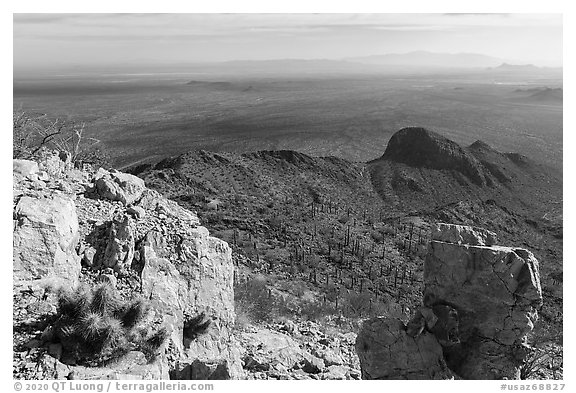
[{"left": 382, "top": 127, "right": 486, "bottom": 185}]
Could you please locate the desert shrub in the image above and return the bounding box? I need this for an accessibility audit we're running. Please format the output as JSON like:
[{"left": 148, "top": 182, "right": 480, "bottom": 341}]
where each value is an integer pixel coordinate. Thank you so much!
[
  {"left": 234, "top": 277, "right": 277, "bottom": 323},
  {"left": 520, "top": 347, "right": 547, "bottom": 380},
  {"left": 52, "top": 283, "right": 166, "bottom": 366},
  {"left": 520, "top": 345, "right": 563, "bottom": 380},
  {"left": 414, "top": 243, "right": 428, "bottom": 258},
  {"left": 183, "top": 311, "right": 212, "bottom": 341},
  {"left": 381, "top": 224, "right": 395, "bottom": 236},
  {"left": 300, "top": 299, "right": 336, "bottom": 321},
  {"left": 234, "top": 275, "right": 302, "bottom": 325},
  {"left": 394, "top": 238, "right": 406, "bottom": 251},
  {"left": 338, "top": 215, "right": 349, "bottom": 224},
  {"left": 13, "top": 110, "right": 109, "bottom": 168},
  {"left": 371, "top": 230, "right": 384, "bottom": 243},
  {"left": 342, "top": 292, "right": 373, "bottom": 317},
  {"left": 268, "top": 215, "right": 283, "bottom": 229}
]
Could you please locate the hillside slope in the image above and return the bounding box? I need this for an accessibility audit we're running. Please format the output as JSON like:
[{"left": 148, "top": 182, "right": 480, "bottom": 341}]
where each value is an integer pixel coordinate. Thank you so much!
[
  {"left": 369, "top": 127, "right": 561, "bottom": 220},
  {"left": 132, "top": 128, "right": 562, "bottom": 378}
]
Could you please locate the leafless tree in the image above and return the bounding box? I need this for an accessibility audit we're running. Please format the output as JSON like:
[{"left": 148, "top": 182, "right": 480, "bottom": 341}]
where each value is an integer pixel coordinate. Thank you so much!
[{"left": 13, "top": 110, "right": 109, "bottom": 167}]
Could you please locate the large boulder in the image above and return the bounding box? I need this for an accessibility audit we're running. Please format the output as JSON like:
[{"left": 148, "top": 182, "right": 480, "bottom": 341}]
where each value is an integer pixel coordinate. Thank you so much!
[
  {"left": 139, "top": 227, "right": 243, "bottom": 379},
  {"left": 139, "top": 237, "right": 186, "bottom": 353},
  {"left": 424, "top": 224, "right": 542, "bottom": 379},
  {"left": 355, "top": 223, "right": 542, "bottom": 380},
  {"left": 355, "top": 317, "right": 453, "bottom": 379},
  {"left": 13, "top": 194, "right": 80, "bottom": 288},
  {"left": 239, "top": 328, "right": 306, "bottom": 371},
  {"left": 312, "top": 347, "right": 344, "bottom": 366},
  {"left": 138, "top": 188, "right": 200, "bottom": 225},
  {"left": 94, "top": 169, "right": 145, "bottom": 205},
  {"left": 13, "top": 159, "right": 39, "bottom": 179}
]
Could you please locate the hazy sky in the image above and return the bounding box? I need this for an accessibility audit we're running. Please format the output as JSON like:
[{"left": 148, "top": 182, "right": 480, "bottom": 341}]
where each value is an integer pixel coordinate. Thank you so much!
[{"left": 13, "top": 13, "right": 563, "bottom": 71}]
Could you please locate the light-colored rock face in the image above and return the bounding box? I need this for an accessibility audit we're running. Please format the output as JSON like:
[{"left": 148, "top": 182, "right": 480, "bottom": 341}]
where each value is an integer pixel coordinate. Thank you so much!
[
  {"left": 13, "top": 194, "right": 80, "bottom": 288},
  {"left": 240, "top": 328, "right": 305, "bottom": 370},
  {"left": 138, "top": 188, "right": 200, "bottom": 225},
  {"left": 312, "top": 347, "right": 344, "bottom": 366},
  {"left": 425, "top": 243, "right": 542, "bottom": 341},
  {"left": 431, "top": 222, "right": 497, "bottom": 246},
  {"left": 139, "top": 227, "right": 242, "bottom": 380},
  {"left": 140, "top": 242, "right": 185, "bottom": 351},
  {"left": 13, "top": 159, "right": 39, "bottom": 178},
  {"left": 425, "top": 237, "right": 542, "bottom": 379},
  {"left": 355, "top": 317, "right": 454, "bottom": 380},
  {"left": 235, "top": 322, "right": 361, "bottom": 380},
  {"left": 94, "top": 168, "right": 146, "bottom": 206},
  {"left": 39, "top": 151, "right": 72, "bottom": 177},
  {"left": 127, "top": 205, "right": 146, "bottom": 219},
  {"left": 14, "top": 153, "right": 243, "bottom": 380},
  {"left": 355, "top": 223, "right": 542, "bottom": 380},
  {"left": 34, "top": 351, "right": 168, "bottom": 380}
]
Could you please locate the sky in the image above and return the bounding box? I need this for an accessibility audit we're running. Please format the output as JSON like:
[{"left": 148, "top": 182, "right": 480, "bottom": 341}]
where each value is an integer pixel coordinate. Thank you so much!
[{"left": 13, "top": 13, "right": 563, "bottom": 72}]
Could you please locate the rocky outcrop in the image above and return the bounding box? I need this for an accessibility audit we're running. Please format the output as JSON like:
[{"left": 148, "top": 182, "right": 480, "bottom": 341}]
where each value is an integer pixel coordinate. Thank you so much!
[
  {"left": 13, "top": 159, "right": 39, "bottom": 178},
  {"left": 33, "top": 351, "right": 168, "bottom": 380},
  {"left": 38, "top": 150, "right": 72, "bottom": 177},
  {"left": 236, "top": 324, "right": 360, "bottom": 380},
  {"left": 356, "top": 317, "right": 453, "bottom": 379},
  {"left": 138, "top": 188, "right": 200, "bottom": 225},
  {"left": 431, "top": 222, "right": 497, "bottom": 246},
  {"left": 381, "top": 127, "right": 487, "bottom": 186},
  {"left": 355, "top": 223, "right": 542, "bottom": 380},
  {"left": 139, "top": 229, "right": 243, "bottom": 379},
  {"left": 240, "top": 328, "right": 307, "bottom": 372},
  {"left": 94, "top": 168, "right": 146, "bottom": 205},
  {"left": 13, "top": 154, "right": 243, "bottom": 380},
  {"left": 13, "top": 193, "right": 80, "bottom": 288},
  {"left": 424, "top": 223, "right": 542, "bottom": 379}
]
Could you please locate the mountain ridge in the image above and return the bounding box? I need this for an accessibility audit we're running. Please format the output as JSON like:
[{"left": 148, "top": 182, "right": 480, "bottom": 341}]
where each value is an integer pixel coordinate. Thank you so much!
[{"left": 345, "top": 51, "right": 509, "bottom": 69}]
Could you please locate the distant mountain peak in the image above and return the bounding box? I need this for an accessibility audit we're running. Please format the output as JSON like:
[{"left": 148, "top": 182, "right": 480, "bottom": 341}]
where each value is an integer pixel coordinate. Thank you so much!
[
  {"left": 494, "top": 63, "right": 539, "bottom": 70},
  {"left": 469, "top": 140, "right": 494, "bottom": 151},
  {"left": 381, "top": 127, "right": 486, "bottom": 185}
]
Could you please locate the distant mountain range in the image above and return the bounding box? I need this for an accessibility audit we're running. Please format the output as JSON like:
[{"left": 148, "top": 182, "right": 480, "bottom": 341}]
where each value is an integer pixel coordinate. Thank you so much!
[
  {"left": 487, "top": 63, "right": 562, "bottom": 73},
  {"left": 17, "top": 51, "right": 561, "bottom": 78},
  {"left": 345, "top": 51, "right": 508, "bottom": 69},
  {"left": 132, "top": 127, "right": 561, "bottom": 229},
  {"left": 491, "top": 63, "right": 541, "bottom": 71},
  {"left": 210, "top": 52, "right": 562, "bottom": 75},
  {"left": 513, "top": 87, "right": 563, "bottom": 103},
  {"left": 346, "top": 52, "right": 563, "bottom": 72}
]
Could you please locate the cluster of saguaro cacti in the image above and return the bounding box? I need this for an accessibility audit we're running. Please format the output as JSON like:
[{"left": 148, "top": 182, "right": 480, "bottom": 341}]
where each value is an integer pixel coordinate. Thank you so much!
[{"left": 228, "top": 197, "right": 431, "bottom": 314}]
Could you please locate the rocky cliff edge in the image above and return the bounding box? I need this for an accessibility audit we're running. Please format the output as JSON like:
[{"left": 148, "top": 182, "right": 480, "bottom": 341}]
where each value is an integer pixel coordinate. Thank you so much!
[{"left": 13, "top": 151, "right": 243, "bottom": 379}]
